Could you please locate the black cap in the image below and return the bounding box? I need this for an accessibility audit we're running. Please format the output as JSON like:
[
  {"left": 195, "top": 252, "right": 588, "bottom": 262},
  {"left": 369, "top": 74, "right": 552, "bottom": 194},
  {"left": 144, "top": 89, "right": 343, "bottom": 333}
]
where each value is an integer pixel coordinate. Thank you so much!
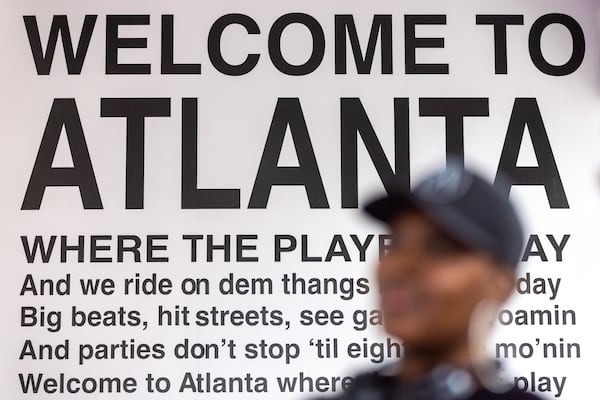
[{"left": 364, "top": 164, "right": 524, "bottom": 267}]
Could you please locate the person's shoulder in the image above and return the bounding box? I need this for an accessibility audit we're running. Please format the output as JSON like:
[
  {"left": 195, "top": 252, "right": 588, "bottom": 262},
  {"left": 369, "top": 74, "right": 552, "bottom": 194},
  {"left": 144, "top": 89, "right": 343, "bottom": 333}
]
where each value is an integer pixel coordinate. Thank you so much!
[
  {"left": 308, "top": 366, "right": 395, "bottom": 400},
  {"left": 471, "top": 387, "right": 546, "bottom": 400},
  {"left": 309, "top": 365, "right": 547, "bottom": 400}
]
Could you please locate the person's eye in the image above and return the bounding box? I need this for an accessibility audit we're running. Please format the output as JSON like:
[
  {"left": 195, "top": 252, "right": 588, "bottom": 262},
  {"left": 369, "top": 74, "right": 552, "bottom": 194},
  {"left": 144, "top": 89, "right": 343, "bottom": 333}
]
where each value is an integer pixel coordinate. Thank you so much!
[
  {"left": 387, "top": 234, "right": 402, "bottom": 251},
  {"left": 426, "top": 235, "right": 464, "bottom": 257}
]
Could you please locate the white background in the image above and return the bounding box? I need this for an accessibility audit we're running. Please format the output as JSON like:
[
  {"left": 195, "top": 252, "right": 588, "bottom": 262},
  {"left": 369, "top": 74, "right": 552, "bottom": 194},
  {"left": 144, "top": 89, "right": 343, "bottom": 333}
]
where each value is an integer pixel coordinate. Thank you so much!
[{"left": 1, "top": 1, "right": 599, "bottom": 399}]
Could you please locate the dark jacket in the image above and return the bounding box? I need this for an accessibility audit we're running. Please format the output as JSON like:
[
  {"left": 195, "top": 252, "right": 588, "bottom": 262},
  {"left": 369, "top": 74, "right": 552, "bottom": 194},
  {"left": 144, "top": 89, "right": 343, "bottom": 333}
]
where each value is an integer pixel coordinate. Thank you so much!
[{"left": 312, "top": 364, "right": 542, "bottom": 400}]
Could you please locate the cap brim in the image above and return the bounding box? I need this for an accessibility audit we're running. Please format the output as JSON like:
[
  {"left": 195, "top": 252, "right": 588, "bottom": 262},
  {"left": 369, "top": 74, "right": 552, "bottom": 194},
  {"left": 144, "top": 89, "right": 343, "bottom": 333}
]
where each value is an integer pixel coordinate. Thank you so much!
[
  {"left": 364, "top": 191, "right": 418, "bottom": 223},
  {"left": 364, "top": 192, "right": 497, "bottom": 258}
]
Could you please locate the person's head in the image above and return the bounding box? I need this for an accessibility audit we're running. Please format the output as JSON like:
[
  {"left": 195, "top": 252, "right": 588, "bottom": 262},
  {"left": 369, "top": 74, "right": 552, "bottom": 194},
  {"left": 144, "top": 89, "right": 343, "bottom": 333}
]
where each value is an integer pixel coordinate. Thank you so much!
[{"left": 365, "top": 164, "right": 523, "bottom": 358}]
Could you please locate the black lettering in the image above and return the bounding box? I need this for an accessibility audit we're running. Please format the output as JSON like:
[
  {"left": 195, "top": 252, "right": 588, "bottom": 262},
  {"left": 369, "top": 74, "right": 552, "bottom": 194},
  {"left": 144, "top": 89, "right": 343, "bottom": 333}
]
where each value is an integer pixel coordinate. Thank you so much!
[
  {"left": 419, "top": 98, "right": 489, "bottom": 166},
  {"left": 495, "top": 98, "right": 568, "bottom": 208},
  {"left": 404, "top": 15, "right": 448, "bottom": 74},
  {"left": 268, "top": 13, "right": 325, "bottom": 76},
  {"left": 529, "top": 13, "right": 585, "bottom": 76},
  {"left": 161, "top": 15, "right": 202, "bottom": 74},
  {"left": 208, "top": 14, "right": 260, "bottom": 76},
  {"left": 340, "top": 98, "right": 410, "bottom": 208},
  {"left": 100, "top": 98, "right": 171, "bottom": 209},
  {"left": 21, "top": 236, "right": 57, "bottom": 263},
  {"left": 249, "top": 98, "right": 328, "bottom": 208},
  {"left": 23, "top": 15, "right": 97, "bottom": 75},
  {"left": 106, "top": 15, "right": 150, "bottom": 74},
  {"left": 522, "top": 235, "right": 548, "bottom": 262},
  {"left": 334, "top": 15, "right": 392, "bottom": 74},
  {"left": 22, "top": 99, "right": 102, "bottom": 210},
  {"left": 475, "top": 15, "right": 524, "bottom": 74},
  {"left": 181, "top": 98, "right": 240, "bottom": 208}
]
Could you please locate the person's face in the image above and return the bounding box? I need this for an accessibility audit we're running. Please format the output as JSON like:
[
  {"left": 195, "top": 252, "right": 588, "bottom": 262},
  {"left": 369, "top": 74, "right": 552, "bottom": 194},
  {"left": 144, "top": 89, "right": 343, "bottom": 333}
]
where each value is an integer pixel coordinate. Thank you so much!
[{"left": 377, "top": 210, "right": 513, "bottom": 352}]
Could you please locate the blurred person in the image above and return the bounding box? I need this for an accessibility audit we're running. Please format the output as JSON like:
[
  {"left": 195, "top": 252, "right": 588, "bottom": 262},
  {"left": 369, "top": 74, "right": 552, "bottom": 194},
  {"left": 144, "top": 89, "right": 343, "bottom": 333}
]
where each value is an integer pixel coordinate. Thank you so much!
[{"left": 317, "top": 163, "right": 541, "bottom": 400}]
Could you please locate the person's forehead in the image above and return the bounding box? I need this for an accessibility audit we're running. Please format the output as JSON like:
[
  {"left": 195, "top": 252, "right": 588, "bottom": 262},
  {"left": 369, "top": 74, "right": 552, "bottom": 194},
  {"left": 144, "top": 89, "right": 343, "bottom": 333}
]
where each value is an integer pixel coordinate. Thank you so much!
[
  {"left": 389, "top": 210, "right": 453, "bottom": 239},
  {"left": 388, "top": 209, "right": 483, "bottom": 255}
]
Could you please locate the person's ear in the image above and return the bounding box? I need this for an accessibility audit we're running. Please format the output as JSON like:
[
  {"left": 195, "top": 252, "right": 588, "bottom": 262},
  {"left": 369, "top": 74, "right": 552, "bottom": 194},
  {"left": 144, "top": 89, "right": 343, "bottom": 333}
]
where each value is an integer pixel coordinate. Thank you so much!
[{"left": 488, "top": 265, "right": 515, "bottom": 302}]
